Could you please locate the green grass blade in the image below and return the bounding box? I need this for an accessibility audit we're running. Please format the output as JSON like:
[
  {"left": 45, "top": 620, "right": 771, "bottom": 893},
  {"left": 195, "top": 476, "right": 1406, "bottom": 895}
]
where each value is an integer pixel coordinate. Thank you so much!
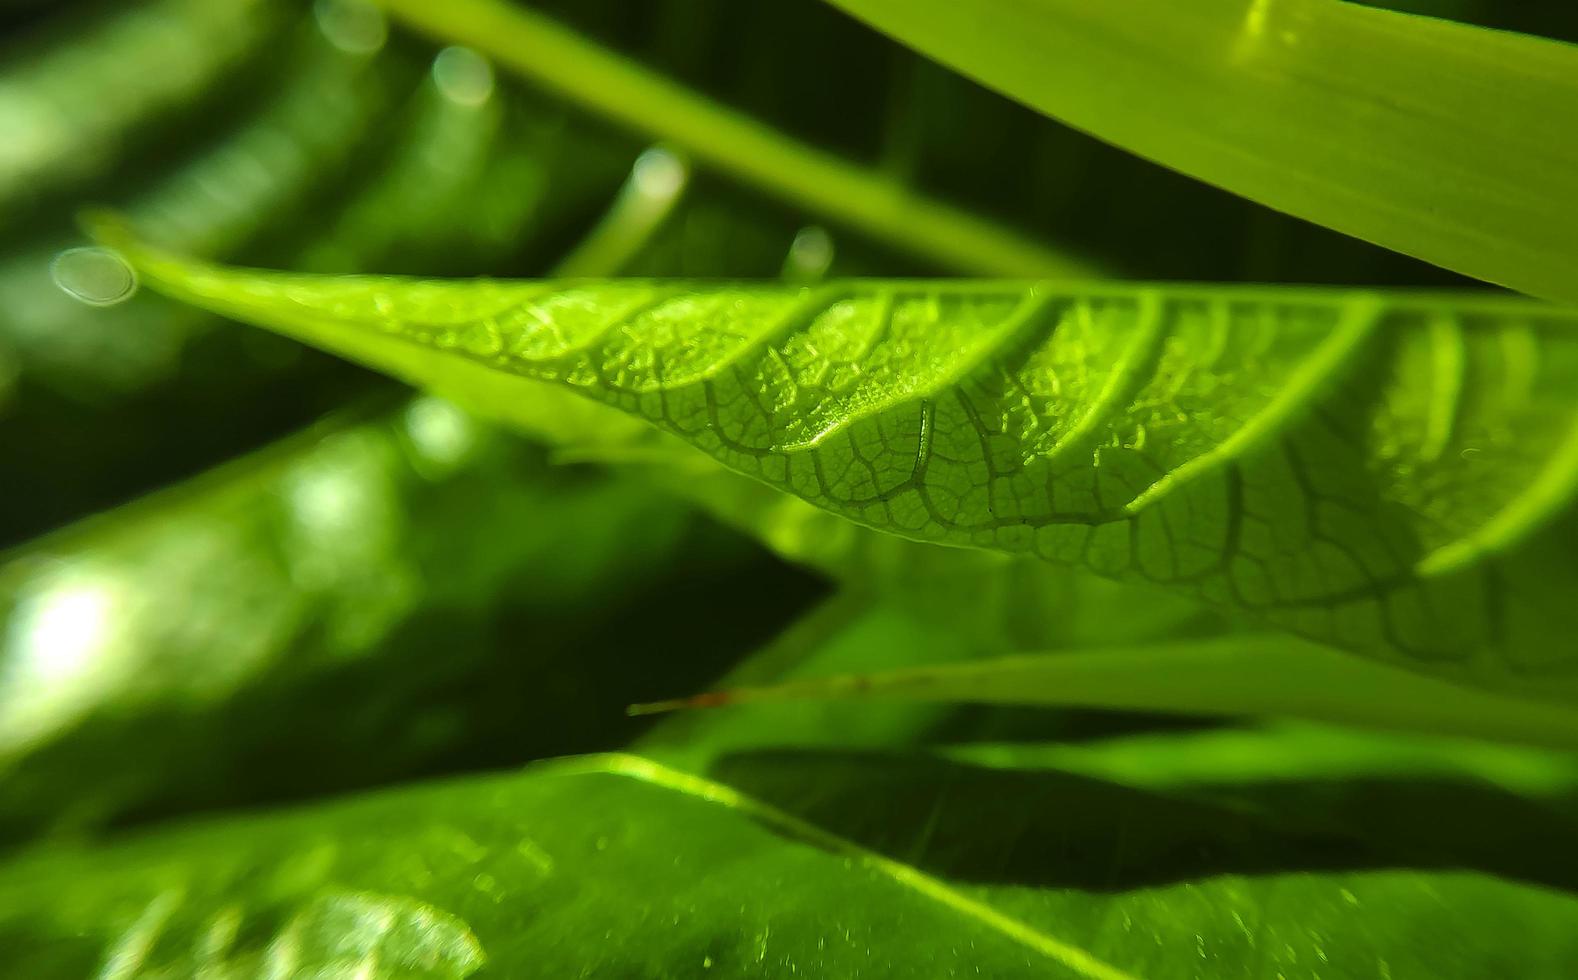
[{"left": 823, "top": 0, "right": 1578, "bottom": 302}]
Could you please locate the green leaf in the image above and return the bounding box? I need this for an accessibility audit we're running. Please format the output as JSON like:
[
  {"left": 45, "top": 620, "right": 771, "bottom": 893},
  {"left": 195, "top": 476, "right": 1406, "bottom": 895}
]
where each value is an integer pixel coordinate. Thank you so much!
[
  {"left": 98, "top": 234, "right": 1578, "bottom": 701},
  {"left": 6, "top": 736, "right": 1578, "bottom": 977},
  {"left": 561, "top": 418, "right": 1220, "bottom": 654},
  {"left": 821, "top": 0, "right": 1578, "bottom": 302}
]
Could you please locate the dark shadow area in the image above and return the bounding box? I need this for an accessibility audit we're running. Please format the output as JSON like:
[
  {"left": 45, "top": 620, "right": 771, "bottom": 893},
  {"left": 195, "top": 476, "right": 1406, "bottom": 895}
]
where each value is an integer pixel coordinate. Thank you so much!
[
  {"left": 0, "top": 351, "right": 391, "bottom": 549},
  {"left": 926, "top": 703, "right": 1233, "bottom": 746},
  {"left": 711, "top": 748, "right": 1578, "bottom": 895}
]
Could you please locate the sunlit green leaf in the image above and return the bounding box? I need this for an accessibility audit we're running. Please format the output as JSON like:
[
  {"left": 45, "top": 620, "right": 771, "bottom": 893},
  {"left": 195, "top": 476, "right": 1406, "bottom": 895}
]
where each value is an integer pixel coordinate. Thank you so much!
[
  {"left": 556, "top": 414, "right": 1219, "bottom": 654},
  {"left": 101, "top": 238, "right": 1578, "bottom": 702},
  {"left": 4, "top": 735, "right": 1578, "bottom": 978},
  {"left": 822, "top": 0, "right": 1578, "bottom": 302}
]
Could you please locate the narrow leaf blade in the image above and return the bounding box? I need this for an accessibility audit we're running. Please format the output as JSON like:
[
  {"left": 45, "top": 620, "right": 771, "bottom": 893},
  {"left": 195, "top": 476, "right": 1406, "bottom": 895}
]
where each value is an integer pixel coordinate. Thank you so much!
[{"left": 823, "top": 0, "right": 1578, "bottom": 302}]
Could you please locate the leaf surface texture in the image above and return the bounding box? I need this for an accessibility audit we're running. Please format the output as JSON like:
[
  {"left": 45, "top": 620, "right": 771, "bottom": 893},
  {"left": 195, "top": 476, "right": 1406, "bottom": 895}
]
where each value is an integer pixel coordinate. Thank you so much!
[{"left": 105, "top": 237, "right": 1578, "bottom": 697}]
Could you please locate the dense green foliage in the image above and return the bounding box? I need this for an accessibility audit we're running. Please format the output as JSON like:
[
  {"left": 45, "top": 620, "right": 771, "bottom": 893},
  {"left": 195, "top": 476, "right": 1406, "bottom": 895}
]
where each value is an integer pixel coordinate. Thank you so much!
[{"left": 3, "top": 1, "right": 1578, "bottom": 976}]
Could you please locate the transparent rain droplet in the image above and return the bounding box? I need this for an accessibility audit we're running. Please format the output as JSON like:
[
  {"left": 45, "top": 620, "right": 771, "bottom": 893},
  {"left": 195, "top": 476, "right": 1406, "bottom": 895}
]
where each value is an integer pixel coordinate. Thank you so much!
[
  {"left": 432, "top": 47, "right": 495, "bottom": 107},
  {"left": 50, "top": 247, "right": 137, "bottom": 307}
]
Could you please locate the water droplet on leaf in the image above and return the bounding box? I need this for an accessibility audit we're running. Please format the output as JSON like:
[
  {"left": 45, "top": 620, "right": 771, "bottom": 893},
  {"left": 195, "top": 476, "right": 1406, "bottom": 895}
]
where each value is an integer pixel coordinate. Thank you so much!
[{"left": 50, "top": 247, "right": 137, "bottom": 306}]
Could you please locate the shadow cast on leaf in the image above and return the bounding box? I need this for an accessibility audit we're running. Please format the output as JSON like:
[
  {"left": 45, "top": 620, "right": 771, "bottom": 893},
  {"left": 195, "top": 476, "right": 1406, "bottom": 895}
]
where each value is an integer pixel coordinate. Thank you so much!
[{"left": 709, "top": 748, "right": 1578, "bottom": 895}]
